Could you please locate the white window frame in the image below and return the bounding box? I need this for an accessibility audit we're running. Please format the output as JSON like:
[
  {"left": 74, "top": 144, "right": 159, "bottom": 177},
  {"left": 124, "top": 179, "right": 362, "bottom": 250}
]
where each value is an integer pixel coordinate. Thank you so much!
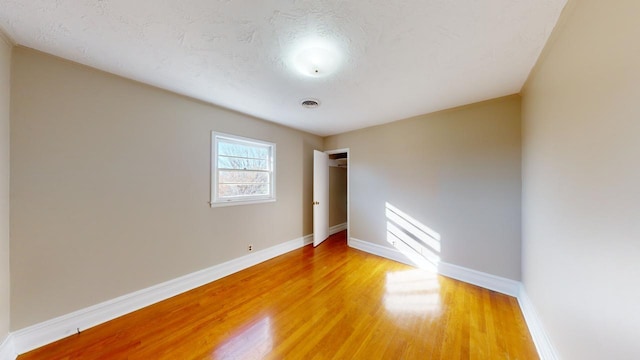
[{"left": 211, "top": 132, "right": 276, "bottom": 207}]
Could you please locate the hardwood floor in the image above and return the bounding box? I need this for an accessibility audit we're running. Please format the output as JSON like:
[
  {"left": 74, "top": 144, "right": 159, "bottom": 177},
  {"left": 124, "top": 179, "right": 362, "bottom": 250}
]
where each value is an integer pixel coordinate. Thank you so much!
[{"left": 19, "top": 231, "right": 538, "bottom": 359}]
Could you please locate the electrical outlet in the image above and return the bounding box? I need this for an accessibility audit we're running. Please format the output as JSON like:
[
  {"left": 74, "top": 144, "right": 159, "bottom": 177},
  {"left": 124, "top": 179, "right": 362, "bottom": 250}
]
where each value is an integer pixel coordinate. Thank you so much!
[{"left": 248, "top": 245, "right": 253, "bottom": 252}]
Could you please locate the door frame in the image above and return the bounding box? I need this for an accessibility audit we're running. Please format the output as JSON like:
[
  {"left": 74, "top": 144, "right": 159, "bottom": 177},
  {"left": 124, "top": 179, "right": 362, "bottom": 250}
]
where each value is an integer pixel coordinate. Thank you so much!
[{"left": 324, "top": 148, "right": 350, "bottom": 241}]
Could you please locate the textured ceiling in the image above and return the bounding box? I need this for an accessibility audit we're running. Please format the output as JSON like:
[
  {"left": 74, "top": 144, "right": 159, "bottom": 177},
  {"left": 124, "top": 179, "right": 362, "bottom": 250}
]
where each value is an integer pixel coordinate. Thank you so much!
[{"left": 0, "top": 0, "right": 566, "bottom": 136}]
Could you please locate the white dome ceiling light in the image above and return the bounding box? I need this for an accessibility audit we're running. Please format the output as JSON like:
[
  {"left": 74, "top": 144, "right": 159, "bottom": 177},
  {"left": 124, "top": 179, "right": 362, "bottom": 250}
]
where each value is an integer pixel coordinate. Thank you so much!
[
  {"left": 290, "top": 38, "right": 343, "bottom": 78},
  {"left": 0, "top": 0, "right": 568, "bottom": 136}
]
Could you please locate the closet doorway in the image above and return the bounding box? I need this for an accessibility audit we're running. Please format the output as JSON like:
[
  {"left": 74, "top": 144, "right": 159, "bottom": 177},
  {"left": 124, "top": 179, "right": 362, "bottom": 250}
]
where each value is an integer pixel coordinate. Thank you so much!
[{"left": 313, "top": 149, "right": 349, "bottom": 247}]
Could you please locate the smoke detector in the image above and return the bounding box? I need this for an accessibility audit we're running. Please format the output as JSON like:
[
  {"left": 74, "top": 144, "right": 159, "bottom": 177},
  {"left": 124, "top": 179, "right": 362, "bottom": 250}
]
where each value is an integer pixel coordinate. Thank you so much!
[{"left": 301, "top": 99, "right": 320, "bottom": 108}]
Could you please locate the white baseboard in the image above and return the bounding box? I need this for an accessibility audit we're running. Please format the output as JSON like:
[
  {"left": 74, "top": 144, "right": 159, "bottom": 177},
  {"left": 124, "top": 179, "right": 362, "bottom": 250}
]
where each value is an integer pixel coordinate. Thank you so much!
[
  {"left": 0, "top": 334, "right": 16, "bottom": 360},
  {"left": 517, "top": 286, "right": 560, "bottom": 360},
  {"left": 348, "top": 237, "right": 414, "bottom": 267},
  {"left": 437, "top": 262, "right": 520, "bottom": 297},
  {"left": 347, "top": 237, "right": 519, "bottom": 297},
  {"left": 11, "top": 234, "right": 313, "bottom": 355},
  {"left": 10, "top": 233, "right": 559, "bottom": 360},
  {"left": 329, "top": 222, "right": 348, "bottom": 235},
  {"left": 347, "top": 236, "right": 560, "bottom": 359}
]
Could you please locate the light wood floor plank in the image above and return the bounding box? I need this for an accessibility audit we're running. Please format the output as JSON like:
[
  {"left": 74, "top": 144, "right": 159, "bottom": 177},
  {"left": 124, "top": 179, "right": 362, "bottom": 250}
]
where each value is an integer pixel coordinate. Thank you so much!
[{"left": 19, "top": 231, "right": 538, "bottom": 359}]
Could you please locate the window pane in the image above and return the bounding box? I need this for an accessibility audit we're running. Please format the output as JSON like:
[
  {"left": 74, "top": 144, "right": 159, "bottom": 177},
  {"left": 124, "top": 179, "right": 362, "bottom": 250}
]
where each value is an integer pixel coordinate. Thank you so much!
[
  {"left": 212, "top": 132, "right": 275, "bottom": 206},
  {"left": 219, "top": 184, "right": 269, "bottom": 197},
  {"left": 218, "top": 141, "right": 269, "bottom": 159},
  {"left": 219, "top": 170, "right": 269, "bottom": 184},
  {"left": 218, "top": 156, "right": 268, "bottom": 170}
]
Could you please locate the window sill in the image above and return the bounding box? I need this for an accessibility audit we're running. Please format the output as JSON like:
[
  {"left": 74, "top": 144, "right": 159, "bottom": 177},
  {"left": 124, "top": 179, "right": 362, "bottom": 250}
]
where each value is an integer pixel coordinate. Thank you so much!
[{"left": 210, "top": 198, "right": 276, "bottom": 208}]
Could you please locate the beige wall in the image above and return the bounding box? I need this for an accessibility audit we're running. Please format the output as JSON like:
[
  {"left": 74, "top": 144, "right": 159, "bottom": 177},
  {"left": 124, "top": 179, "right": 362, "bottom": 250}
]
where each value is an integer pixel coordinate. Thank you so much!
[
  {"left": 325, "top": 95, "right": 522, "bottom": 280},
  {"left": 521, "top": 0, "right": 640, "bottom": 358},
  {"left": 0, "top": 33, "right": 11, "bottom": 340},
  {"left": 10, "top": 47, "right": 323, "bottom": 329},
  {"left": 328, "top": 166, "right": 347, "bottom": 227}
]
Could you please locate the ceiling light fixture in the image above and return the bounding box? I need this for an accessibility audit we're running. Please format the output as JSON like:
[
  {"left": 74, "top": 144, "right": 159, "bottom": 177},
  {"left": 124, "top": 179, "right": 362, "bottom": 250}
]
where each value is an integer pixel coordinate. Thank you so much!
[{"left": 290, "top": 38, "right": 343, "bottom": 78}]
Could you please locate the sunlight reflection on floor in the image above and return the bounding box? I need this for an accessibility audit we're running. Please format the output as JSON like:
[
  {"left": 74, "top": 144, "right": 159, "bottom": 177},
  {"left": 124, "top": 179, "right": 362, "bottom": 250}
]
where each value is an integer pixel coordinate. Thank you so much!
[
  {"left": 384, "top": 269, "right": 441, "bottom": 315},
  {"left": 214, "top": 317, "right": 273, "bottom": 359}
]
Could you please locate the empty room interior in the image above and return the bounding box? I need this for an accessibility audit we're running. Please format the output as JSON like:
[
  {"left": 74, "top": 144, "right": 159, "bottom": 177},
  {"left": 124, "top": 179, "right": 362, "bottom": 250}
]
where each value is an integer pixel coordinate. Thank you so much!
[{"left": 0, "top": 0, "right": 638, "bottom": 359}]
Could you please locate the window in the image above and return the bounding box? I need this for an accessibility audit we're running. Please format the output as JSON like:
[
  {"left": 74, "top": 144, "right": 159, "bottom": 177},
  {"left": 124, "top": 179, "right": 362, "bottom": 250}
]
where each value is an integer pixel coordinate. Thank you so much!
[{"left": 211, "top": 132, "right": 276, "bottom": 207}]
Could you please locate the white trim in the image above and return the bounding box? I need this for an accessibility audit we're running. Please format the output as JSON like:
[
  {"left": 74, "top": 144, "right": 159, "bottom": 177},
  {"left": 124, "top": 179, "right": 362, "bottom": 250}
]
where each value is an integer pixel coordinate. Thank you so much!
[
  {"left": 0, "top": 334, "right": 16, "bottom": 360},
  {"left": 325, "top": 148, "right": 350, "bottom": 241},
  {"left": 210, "top": 131, "right": 276, "bottom": 207},
  {"left": 11, "top": 234, "right": 313, "bottom": 355},
  {"left": 329, "top": 222, "right": 347, "bottom": 235},
  {"left": 518, "top": 286, "right": 560, "bottom": 360},
  {"left": 437, "top": 262, "right": 520, "bottom": 297},
  {"left": 348, "top": 237, "right": 519, "bottom": 296},
  {"left": 348, "top": 237, "right": 415, "bottom": 267},
  {"left": 324, "top": 148, "right": 349, "bottom": 155},
  {"left": 9, "top": 233, "right": 559, "bottom": 360},
  {"left": 209, "top": 198, "right": 276, "bottom": 208},
  {"left": 347, "top": 236, "right": 560, "bottom": 359}
]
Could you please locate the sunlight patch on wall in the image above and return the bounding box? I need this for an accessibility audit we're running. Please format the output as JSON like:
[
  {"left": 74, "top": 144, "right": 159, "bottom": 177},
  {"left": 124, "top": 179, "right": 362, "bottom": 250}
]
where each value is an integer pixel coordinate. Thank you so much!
[{"left": 385, "top": 202, "right": 441, "bottom": 272}]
